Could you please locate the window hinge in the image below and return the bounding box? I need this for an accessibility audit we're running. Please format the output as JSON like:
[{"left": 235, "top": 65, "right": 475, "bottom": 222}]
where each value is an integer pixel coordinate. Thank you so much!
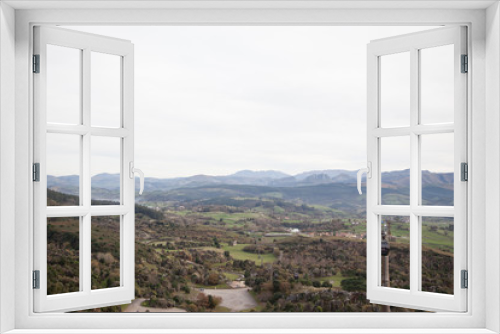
[
  {"left": 33, "top": 54, "right": 40, "bottom": 73},
  {"left": 33, "top": 163, "right": 40, "bottom": 182},
  {"left": 461, "top": 54, "right": 468, "bottom": 73},
  {"left": 33, "top": 270, "right": 40, "bottom": 289},
  {"left": 461, "top": 270, "right": 468, "bottom": 289},
  {"left": 461, "top": 162, "right": 468, "bottom": 181}
]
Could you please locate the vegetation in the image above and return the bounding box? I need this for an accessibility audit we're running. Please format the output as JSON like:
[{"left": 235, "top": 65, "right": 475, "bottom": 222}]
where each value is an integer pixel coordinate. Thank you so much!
[{"left": 46, "top": 174, "right": 454, "bottom": 313}]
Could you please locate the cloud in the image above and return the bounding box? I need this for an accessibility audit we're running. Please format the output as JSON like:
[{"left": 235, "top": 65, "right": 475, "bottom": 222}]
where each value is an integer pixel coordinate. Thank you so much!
[{"left": 53, "top": 25, "right": 449, "bottom": 178}]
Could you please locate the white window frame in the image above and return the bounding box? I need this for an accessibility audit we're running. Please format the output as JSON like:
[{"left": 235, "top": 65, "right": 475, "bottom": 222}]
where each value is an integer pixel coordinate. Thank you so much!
[
  {"left": 366, "top": 26, "right": 468, "bottom": 312},
  {"left": 33, "top": 26, "right": 135, "bottom": 312},
  {"left": 1, "top": 1, "right": 499, "bottom": 333}
]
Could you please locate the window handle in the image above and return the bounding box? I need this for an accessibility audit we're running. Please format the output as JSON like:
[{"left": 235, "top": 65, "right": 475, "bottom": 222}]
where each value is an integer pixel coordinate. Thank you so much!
[
  {"left": 129, "top": 162, "right": 144, "bottom": 195},
  {"left": 357, "top": 162, "right": 372, "bottom": 195}
]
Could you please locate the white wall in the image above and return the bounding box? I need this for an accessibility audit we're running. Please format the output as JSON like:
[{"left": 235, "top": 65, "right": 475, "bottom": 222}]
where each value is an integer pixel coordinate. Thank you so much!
[
  {"left": 0, "top": 2, "right": 16, "bottom": 333},
  {"left": 486, "top": 2, "right": 500, "bottom": 333},
  {"left": 5, "top": 5, "right": 493, "bottom": 332}
]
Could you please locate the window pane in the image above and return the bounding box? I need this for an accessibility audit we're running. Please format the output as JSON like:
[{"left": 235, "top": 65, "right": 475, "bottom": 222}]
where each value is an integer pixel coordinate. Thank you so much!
[
  {"left": 47, "top": 133, "right": 80, "bottom": 206},
  {"left": 47, "top": 217, "right": 80, "bottom": 295},
  {"left": 381, "top": 136, "right": 410, "bottom": 205},
  {"left": 380, "top": 216, "right": 410, "bottom": 290},
  {"left": 421, "top": 133, "right": 454, "bottom": 206},
  {"left": 91, "top": 136, "right": 121, "bottom": 204},
  {"left": 380, "top": 52, "right": 410, "bottom": 128},
  {"left": 91, "top": 52, "right": 121, "bottom": 128},
  {"left": 420, "top": 45, "right": 454, "bottom": 125},
  {"left": 47, "top": 44, "right": 81, "bottom": 125},
  {"left": 421, "top": 217, "right": 454, "bottom": 294},
  {"left": 91, "top": 215, "right": 121, "bottom": 290}
]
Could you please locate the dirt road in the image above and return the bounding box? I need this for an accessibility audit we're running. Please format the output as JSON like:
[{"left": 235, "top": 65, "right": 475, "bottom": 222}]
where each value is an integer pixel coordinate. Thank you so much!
[
  {"left": 124, "top": 298, "right": 186, "bottom": 313},
  {"left": 201, "top": 288, "right": 257, "bottom": 312}
]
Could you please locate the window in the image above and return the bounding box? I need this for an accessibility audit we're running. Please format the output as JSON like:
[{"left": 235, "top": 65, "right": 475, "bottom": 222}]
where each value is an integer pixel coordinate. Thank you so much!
[
  {"left": 4, "top": 2, "right": 496, "bottom": 333},
  {"left": 33, "top": 24, "right": 467, "bottom": 314},
  {"left": 365, "top": 26, "right": 467, "bottom": 312},
  {"left": 33, "top": 26, "right": 137, "bottom": 312}
]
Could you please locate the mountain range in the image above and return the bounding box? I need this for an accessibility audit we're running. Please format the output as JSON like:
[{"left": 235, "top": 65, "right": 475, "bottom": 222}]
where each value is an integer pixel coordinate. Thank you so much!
[{"left": 47, "top": 169, "right": 453, "bottom": 210}]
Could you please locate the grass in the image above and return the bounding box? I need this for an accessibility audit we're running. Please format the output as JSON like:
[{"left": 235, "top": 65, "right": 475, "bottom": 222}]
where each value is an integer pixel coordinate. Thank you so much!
[
  {"left": 120, "top": 303, "right": 131, "bottom": 311},
  {"left": 221, "top": 244, "right": 277, "bottom": 264},
  {"left": 310, "top": 204, "right": 346, "bottom": 214},
  {"left": 317, "top": 273, "right": 351, "bottom": 288},
  {"left": 240, "top": 305, "right": 264, "bottom": 312},
  {"left": 194, "top": 283, "right": 231, "bottom": 289},
  {"left": 210, "top": 262, "right": 229, "bottom": 268},
  {"left": 383, "top": 220, "right": 454, "bottom": 253},
  {"left": 422, "top": 224, "right": 454, "bottom": 253},
  {"left": 179, "top": 211, "right": 266, "bottom": 227},
  {"left": 201, "top": 243, "right": 277, "bottom": 264},
  {"left": 273, "top": 206, "right": 285, "bottom": 214},
  {"left": 261, "top": 236, "right": 288, "bottom": 244},
  {"left": 223, "top": 272, "right": 239, "bottom": 280},
  {"left": 214, "top": 305, "right": 231, "bottom": 312}
]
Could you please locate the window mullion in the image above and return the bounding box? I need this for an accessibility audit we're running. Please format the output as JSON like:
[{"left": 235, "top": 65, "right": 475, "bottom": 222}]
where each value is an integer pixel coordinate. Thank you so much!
[
  {"left": 409, "top": 47, "right": 420, "bottom": 294},
  {"left": 82, "top": 47, "right": 91, "bottom": 294}
]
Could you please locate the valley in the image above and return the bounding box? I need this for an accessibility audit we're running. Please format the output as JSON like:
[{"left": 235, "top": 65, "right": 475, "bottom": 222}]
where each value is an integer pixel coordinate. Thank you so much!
[{"left": 46, "top": 169, "right": 454, "bottom": 312}]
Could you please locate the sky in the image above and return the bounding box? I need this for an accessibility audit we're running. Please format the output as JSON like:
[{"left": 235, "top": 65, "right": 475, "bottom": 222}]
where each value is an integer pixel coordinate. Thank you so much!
[{"left": 46, "top": 25, "right": 454, "bottom": 178}]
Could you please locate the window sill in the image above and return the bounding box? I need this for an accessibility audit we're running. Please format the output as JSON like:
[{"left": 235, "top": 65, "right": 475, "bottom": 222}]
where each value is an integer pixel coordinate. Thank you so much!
[{"left": 4, "top": 329, "right": 498, "bottom": 334}]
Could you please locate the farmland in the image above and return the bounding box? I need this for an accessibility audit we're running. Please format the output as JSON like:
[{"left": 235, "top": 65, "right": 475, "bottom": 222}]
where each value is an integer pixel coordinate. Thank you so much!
[{"left": 46, "top": 169, "right": 455, "bottom": 313}]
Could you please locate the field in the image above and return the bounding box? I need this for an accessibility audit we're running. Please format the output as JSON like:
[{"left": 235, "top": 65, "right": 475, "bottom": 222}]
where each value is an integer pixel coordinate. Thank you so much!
[
  {"left": 318, "top": 273, "right": 352, "bottom": 288},
  {"left": 202, "top": 244, "right": 278, "bottom": 264},
  {"left": 47, "top": 189, "right": 455, "bottom": 313}
]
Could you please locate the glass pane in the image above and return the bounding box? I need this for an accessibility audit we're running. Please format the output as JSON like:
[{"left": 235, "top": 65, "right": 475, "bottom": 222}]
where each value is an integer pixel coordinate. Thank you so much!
[
  {"left": 380, "top": 215, "right": 410, "bottom": 290},
  {"left": 47, "top": 133, "right": 80, "bottom": 206},
  {"left": 380, "top": 52, "right": 410, "bottom": 128},
  {"left": 421, "top": 133, "right": 454, "bottom": 206},
  {"left": 47, "top": 44, "right": 81, "bottom": 125},
  {"left": 381, "top": 136, "right": 410, "bottom": 205},
  {"left": 420, "top": 45, "right": 454, "bottom": 125},
  {"left": 91, "top": 215, "right": 121, "bottom": 290},
  {"left": 421, "top": 217, "right": 454, "bottom": 294},
  {"left": 91, "top": 136, "right": 121, "bottom": 204},
  {"left": 47, "top": 217, "right": 80, "bottom": 295},
  {"left": 91, "top": 52, "right": 121, "bottom": 128}
]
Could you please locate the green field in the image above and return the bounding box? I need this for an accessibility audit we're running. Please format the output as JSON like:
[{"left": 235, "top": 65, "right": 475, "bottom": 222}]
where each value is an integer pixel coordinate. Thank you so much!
[
  {"left": 188, "top": 211, "right": 264, "bottom": 226},
  {"left": 383, "top": 220, "right": 453, "bottom": 253},
  {"left": 223, "top": 272, "right": 240, "bottom": 280},
  {"left": 317, "top": 273, "right": 352, "bottom": 288},
  {"left": 422, "top": 222, "right": 454, "bottom": 253},
  {"left": 221, "top": 244, "right": 277, "bottom": 264}
]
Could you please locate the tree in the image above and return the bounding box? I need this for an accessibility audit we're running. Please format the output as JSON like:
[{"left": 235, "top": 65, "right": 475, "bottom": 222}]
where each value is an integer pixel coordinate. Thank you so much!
[
  {"left": 208, "top": 295, "right": 216, "bottom": 309},
  {"left": 207, "top": 272, "right": 220, "bottom": 286},
  {"left": 340, "top": 278, "right": 366, "bottom": 292}
]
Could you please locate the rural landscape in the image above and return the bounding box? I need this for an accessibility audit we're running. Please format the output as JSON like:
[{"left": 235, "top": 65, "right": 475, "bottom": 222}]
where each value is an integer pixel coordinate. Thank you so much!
[{"left": 46, "top": 169, "right": 454, "bottom": 312}]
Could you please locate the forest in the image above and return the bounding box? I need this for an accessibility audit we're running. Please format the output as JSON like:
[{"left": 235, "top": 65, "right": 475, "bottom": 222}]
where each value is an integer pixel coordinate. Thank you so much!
[{"left": 46, "top": 186, "right": 454, "bottom": 313}]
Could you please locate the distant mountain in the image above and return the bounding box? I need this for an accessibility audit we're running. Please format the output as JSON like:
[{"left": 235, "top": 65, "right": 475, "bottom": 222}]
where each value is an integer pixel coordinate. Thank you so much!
[
  {"left": 303, "top": 173, "right": 332, "bottom": 184},
  {"left": 47, "top": 169, "right": 453, "bottom": 204},
  {"left": 332, "top": 173, "right": 356, "bottom": 183},
  {"left": 140, "top": 181, "right": 452, "bottom": 215},
  {"left": 294, "top": 169, "right": 358, "bottom": 181},
  {"left": 47, "top": 175, "right": 79, "bottom": 193},
  {"left": 229, "top": 170, "right": 290, "bottom": 179}
]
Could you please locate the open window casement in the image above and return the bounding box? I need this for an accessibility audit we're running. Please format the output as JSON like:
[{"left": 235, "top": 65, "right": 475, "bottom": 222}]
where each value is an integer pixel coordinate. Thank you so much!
[
  {"left": 364, "top": 26, "right": 467, "bottom": 312},
  {"left": 33, "top": 26, "right": 137, "bottom": 312}
]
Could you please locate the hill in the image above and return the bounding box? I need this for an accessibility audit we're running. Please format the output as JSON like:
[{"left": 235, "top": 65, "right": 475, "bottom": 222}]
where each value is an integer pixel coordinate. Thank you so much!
[{"left": 48, "top": 168, "right": 453, "bottom": 202}]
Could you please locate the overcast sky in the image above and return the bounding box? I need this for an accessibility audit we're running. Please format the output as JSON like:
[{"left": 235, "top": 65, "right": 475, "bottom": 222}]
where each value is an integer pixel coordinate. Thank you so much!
[{"left": 47, "top": 25, "right": 454, "bottom": 178}]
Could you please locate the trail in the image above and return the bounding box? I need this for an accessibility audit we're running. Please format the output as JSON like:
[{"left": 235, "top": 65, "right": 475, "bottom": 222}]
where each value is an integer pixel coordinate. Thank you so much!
[{"left": 124, "top": 298, "right": 186, "bottom": 313}]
